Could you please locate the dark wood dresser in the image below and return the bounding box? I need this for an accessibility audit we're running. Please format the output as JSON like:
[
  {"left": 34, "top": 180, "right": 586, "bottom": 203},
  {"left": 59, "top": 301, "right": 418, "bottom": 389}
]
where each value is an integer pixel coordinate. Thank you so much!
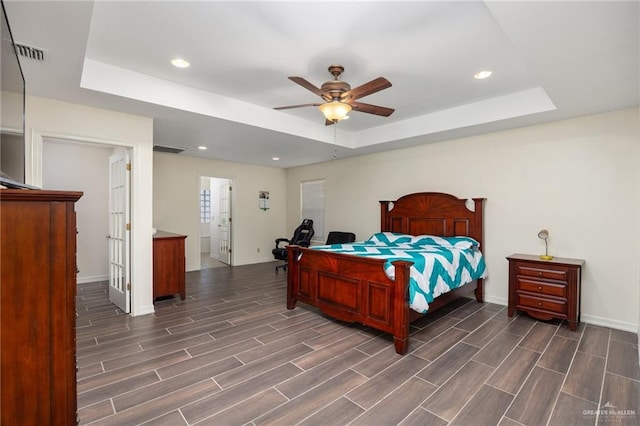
[
  {"left": 507, "top": 253, "right": 584, "bottom": 330},
  {"left": 1, "top": 189, "right": 83, "bottom": 425},
  {"left": 153, "top": 231, "right": 187, "bottom": 301}
]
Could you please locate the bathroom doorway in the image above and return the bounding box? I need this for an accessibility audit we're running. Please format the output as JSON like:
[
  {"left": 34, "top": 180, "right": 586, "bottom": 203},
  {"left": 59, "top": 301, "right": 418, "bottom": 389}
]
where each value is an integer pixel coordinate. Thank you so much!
[{"left": 199, "top": 176, "right": 232, "bottom": 268}]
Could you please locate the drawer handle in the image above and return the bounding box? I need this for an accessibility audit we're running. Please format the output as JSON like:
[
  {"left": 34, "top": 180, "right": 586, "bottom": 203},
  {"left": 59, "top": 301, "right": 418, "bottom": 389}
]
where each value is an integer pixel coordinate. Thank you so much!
[
  {"left": 538, "top": 286, "right": 542, "bottom": 291},
  {"left": 538, "top": 272, "right": 543, "bottom": 276},
  {"left": 537, "top": 302, "right": 542, "bottom": 306}
]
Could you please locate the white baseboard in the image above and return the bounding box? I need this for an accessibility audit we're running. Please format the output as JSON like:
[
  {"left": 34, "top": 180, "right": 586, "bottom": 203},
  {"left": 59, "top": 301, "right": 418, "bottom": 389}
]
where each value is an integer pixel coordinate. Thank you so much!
[
  {"left": 580, "top": 314, "right": 639, "bottom": 333},
  {"left": 232, "top": 259, "right": 279, "bottom": 267},
  {"left": 132, "top": 304, "right": 155, "bottom": 316},
  {"left": 77, "top": 274, "right": 109, "bottom": 284},
  {"left": 484, "top": 295, "right": 507, "bottom": 306},
  {"left": 476, "top": 295, "right": 639, "bottom": 334}
]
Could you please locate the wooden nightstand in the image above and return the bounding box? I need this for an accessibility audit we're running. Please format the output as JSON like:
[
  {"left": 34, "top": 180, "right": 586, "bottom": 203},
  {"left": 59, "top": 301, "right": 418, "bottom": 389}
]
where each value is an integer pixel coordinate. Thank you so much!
[{"left": 507, "top": 254, "right": 584, "bottom": 330}]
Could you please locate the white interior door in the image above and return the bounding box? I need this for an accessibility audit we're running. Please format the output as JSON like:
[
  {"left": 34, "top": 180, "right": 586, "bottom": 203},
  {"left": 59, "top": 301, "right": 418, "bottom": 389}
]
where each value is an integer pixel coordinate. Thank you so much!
[
  {"left": 218, "top": 180, "right": 231, "bottom": 264},
  {"left": 108, "top": 150, "right": 131, "bottom": 313},
  {"left": 209, "top": 178, "right": 220, "bottom": 257}
]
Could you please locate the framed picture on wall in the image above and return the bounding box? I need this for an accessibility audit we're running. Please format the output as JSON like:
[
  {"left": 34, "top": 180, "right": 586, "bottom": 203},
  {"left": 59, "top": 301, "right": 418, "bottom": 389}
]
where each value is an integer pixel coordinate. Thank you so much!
[{"left": 259, "top": 191, "right": 269, "bottom": 210}]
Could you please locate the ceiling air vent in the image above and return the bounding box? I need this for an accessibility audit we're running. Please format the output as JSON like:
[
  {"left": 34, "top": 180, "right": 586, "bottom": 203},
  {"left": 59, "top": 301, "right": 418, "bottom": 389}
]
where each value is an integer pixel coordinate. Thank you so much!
[
  {"left": 14, "top": 43, "right": 47, "bottom": 62},
  {"left": 153, "top": 145, "right": 185, "bottom": 154}
]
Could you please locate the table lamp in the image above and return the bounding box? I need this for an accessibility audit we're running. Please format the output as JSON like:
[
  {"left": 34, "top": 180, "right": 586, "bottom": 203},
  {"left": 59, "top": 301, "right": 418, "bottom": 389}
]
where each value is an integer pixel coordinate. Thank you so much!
[{"left": 537, "top": 229, "right": 554, "bottom": 260}]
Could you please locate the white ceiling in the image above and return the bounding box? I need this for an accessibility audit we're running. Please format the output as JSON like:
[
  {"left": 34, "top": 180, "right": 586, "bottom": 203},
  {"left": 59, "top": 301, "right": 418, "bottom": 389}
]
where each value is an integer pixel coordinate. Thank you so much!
[{"left": 4, "top": 1, "right": 639, "bottom": 168}]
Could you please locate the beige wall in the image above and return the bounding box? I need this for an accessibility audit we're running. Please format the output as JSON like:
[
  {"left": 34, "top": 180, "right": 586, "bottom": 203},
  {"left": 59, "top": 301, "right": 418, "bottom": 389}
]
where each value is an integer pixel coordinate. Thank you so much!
[
  {"left": 153, "top": 153, "right": 287, "bottom": 270},
  {"left": 26, "top": 95, "right": 155, "bottom": 316},
  {"left": 42, "top": 139, "right": 111, "bottom": 283},
  {"left": 286, "top": 107, "right": 640, "bottom": 332}
]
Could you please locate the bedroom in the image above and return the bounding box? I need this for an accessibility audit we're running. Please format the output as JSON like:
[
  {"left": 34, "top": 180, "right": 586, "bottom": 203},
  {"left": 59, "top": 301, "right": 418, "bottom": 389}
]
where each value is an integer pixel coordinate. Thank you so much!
[
  {"left": 30, "top": 99, "right": 636, "bottom": 333},
  {"left": 16, "top": 81, "right": 638, "bottom": 426},
  {"left": 4, "top": 1, "right": 638, "bottom": 326},
  {"left": 0, "top": 0, "right": 638, "bottom": 424}
]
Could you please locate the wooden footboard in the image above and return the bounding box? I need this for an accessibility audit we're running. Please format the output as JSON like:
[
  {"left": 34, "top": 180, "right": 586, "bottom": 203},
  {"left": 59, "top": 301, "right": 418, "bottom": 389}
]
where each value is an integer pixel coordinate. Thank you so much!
[
  {"left": 287, "top": 245, "right": 414, "bottom": 354},
  {"left": 287, "top": 244, "right": 483, "bottom": 354},
  {"left": 286, "top": 192, "right": 485, "bottom": 355}
]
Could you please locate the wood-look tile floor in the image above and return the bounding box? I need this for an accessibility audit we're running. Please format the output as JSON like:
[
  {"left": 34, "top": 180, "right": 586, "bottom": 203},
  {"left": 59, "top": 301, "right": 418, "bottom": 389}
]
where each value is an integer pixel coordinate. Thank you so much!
[{"left": 76, "top": 262, "right": 640, "bottom": 425}]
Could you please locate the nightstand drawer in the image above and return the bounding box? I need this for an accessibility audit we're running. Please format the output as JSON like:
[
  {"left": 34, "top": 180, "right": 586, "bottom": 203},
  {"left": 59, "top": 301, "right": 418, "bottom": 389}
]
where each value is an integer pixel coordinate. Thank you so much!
[
  {"left": 517, "top": 293, "right": 567, "bottom": 315},
  {"left": 516, "top": 278, "right": 566, "bottom": 298},
  {"left": 516, "top": 263, "right": 568, "bottom": 281}
]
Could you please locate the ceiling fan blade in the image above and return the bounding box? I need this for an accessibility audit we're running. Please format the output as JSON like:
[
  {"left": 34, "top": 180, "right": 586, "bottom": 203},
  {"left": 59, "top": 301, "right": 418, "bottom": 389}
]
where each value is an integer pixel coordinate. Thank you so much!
[
  {"left": 274, "top": 103, "right": 321, "bottom": 110},
  {"left": 341, "top": 77, "right": 391, "bottom": 101},
  {"left": 288, "top": 77, "right": 325, "bottom": 98},
  {"left": 349, "top": 101, "right": 395, "bottom": 117}
]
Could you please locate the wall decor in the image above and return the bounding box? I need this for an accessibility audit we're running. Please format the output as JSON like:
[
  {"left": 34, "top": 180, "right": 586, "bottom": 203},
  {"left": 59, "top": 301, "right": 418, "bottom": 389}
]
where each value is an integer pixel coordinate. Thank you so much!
[{"left": 259, "top": 191, "right": 270, "bottom": 211}]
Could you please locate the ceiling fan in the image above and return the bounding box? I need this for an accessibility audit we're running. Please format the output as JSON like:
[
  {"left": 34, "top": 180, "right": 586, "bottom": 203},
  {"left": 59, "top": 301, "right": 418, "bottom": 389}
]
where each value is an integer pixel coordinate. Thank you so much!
[{"left": 274, "top": 65, "right": 394, "bottom": 125}]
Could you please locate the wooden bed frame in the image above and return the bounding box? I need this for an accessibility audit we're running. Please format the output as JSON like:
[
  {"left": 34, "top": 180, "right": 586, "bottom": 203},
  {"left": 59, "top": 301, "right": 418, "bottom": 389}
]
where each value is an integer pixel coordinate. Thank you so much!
[{"left": 286, "top": 192, "right": 485, "bottom": 355}]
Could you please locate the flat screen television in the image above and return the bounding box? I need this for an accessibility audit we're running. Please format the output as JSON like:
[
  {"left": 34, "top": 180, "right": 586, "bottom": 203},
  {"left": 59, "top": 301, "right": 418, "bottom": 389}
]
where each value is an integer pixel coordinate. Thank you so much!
[{"left": 0, "top": 0, "right": 29, "bottom": 189}]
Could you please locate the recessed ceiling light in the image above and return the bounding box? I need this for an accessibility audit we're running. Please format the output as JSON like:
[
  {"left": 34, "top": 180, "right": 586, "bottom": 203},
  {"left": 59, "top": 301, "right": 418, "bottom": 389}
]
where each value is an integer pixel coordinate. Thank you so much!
[
  {"left": 272, "top": 157, "right": 280, "bottom": 161},
  {"left": 197, "top": 146, "right": 207, "bottom": 150},
  {"left": 171, "top": 58, "right": 190, "bottom": 68},
  {"left": 474, "top": 70, "right": 492, "bottom": 80}
]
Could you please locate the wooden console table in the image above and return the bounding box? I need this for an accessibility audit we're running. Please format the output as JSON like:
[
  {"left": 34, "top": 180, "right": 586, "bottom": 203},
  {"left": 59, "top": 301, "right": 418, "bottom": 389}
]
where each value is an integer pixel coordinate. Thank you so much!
[{"left": 153, "top": 231, "right": 187, "bottom": 301}]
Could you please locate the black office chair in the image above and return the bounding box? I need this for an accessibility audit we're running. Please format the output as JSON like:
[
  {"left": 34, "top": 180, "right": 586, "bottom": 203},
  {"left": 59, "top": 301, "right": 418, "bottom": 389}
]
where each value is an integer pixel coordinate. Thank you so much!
[
  {"left": 273, "top": 219, "right": 314, "bottom": 272},
  {"left": 325, "top": 231, "right": 356, "bottom": 245}
]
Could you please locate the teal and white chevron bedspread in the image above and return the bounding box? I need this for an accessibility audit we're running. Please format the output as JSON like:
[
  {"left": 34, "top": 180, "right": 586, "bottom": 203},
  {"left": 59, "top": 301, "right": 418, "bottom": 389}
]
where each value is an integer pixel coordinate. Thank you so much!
[{"left": 311, "top": 232, "right": 488, "bottom": 313}]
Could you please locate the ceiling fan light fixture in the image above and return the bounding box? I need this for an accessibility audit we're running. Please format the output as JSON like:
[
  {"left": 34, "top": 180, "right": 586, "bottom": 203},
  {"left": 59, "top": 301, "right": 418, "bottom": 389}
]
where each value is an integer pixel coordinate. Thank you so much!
[
  {"left": 319, "top": 101, "right": 352, "bottom": 122},
  {"left": 275, "top": 65, "right": 393, "bottom": 123}
]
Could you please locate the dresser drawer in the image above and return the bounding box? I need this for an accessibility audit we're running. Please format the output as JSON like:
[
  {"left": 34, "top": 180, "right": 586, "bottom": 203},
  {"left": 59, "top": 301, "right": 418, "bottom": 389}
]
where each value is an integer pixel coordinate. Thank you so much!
[
  {"left": 517, "top": 293, "right": 567, "bottom": 315},
  {"left": 516, "top": 263, "right": 568, "bottom": 281},
  {"left": 516, "top": 277, "right": 566, "bottom": 298}
]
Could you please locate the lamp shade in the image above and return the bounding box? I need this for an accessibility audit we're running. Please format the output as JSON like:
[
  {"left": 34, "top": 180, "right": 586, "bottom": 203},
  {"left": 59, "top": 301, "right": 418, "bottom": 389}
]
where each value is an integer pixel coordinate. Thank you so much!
[{"left": 319, "top": 101, "right": 351, "bottom": 122}]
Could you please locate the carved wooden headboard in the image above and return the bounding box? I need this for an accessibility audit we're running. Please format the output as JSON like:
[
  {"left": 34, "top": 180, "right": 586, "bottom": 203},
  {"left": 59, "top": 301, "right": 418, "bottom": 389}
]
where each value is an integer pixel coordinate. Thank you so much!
[{"left": 379, "top": 192, "right": 485, "bottom": 250}]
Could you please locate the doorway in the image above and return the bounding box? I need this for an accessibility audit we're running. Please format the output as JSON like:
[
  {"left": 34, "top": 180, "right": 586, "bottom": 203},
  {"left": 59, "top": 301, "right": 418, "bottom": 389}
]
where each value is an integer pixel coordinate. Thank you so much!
[
  {"left": 199, "top": 176, "right": 232, "bottom": 268},
  {"left": 42, "top": 138, "right": 132, "bottom": 313}
]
